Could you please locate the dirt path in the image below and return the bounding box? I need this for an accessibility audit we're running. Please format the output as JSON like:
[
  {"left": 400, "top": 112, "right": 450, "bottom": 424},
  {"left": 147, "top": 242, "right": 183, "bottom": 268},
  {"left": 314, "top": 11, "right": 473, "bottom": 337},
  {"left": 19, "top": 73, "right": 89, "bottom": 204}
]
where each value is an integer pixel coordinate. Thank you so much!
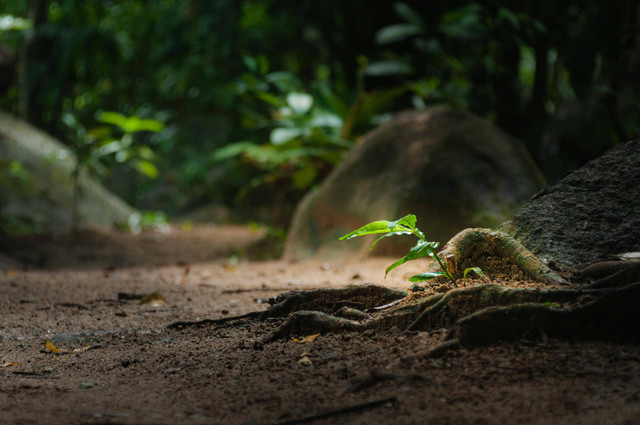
[{"left": 1, "top": 225, "right": 639, "bottom": 425}]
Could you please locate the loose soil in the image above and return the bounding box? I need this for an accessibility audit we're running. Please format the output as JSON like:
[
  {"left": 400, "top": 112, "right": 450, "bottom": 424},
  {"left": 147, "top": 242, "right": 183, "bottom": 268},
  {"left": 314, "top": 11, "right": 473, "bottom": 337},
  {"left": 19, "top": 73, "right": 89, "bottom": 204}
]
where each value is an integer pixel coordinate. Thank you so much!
[{"left": 1, "top": 225, "right": 639, "bottom": 425}]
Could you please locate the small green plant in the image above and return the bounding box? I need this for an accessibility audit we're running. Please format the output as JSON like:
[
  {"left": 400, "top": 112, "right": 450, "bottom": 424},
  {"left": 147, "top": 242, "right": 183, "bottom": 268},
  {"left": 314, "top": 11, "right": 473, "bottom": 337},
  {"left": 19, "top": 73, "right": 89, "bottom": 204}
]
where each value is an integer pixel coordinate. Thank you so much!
[
  {"left": 340, "top": 214, "right": 483, "bottom": 287},
  {"left": 62, "top": 111, "right": 164, "bottom": 230}
]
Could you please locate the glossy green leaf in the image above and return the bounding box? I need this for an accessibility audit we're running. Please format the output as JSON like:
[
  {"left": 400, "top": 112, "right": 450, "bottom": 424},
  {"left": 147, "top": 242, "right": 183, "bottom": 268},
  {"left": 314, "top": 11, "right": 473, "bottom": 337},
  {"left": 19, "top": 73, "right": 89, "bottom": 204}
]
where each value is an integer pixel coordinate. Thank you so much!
[
  {"left": 408, "top": 271, "right": 446, "bottom": 282},
  {"left": 463, "top": 267, "right": 483, "bottom": 279},
  {"left": 270, "top": 127, "right": 305, "bottom": 145},
  {"left": 340, "top": 214, "right": 420, "bottom": 242},
  {"left": 385, "top": 239, "right": 438, "bottom": 276},
  {"left": 369, "top": 214, "right": 419, "bottom": 249},
  {"left": 339, "top": 221, "right": 393, "bottom": 240},
  {"left": 370, "top": 230, "right": 413, "bottom": 250},
  {"left": 389, "top": 214, "right": 417, "bottom": 231}
]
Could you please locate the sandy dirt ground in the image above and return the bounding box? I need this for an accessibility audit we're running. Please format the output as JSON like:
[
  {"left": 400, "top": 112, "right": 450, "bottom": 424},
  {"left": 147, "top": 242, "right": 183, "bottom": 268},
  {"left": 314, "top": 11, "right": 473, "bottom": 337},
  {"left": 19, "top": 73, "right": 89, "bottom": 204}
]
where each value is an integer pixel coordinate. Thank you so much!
[{"left": 1, "top": 225, "right": 639, "bottom": 425}]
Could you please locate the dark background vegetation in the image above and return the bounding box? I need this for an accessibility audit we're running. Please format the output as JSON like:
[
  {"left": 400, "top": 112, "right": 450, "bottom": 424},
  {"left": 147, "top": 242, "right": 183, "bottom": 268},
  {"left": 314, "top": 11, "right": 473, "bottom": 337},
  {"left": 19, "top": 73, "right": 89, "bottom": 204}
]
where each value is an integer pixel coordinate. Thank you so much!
[{"left": 1, "top": 0, "right": 638, "bottom": 229}]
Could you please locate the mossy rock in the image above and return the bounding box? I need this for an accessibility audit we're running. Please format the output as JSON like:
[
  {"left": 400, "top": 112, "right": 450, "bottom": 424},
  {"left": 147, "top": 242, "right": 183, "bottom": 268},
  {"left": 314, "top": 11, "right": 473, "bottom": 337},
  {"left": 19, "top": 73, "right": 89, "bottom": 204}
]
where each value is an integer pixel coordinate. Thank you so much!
[
  {"left": 503, "top": 139, "right": 640, "bottom": 269},
  {"left": 0, "top": 110, "right": 135, "bottom": 234}
]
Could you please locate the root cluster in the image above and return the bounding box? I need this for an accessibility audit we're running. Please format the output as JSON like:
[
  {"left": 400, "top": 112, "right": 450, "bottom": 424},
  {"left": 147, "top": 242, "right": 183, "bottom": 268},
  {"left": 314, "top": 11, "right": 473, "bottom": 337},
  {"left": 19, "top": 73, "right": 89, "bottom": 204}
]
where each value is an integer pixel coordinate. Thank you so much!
[{"left": 171, "top": 228, "right": 640, "bottom": 352}]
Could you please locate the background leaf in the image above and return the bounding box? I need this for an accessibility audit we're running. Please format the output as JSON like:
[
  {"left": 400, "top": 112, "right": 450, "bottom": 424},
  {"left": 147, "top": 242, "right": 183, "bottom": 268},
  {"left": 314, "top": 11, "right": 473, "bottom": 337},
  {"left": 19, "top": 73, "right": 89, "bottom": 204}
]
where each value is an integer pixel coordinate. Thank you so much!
[
  {"left": 375, "top": 24, "right": 422, "bottom": 45},
  {"left": 270, "top": 128, "right": 305, "bottom": 145},
  {"left": 286, "top": 92, "right": 313, "bottom": 115}
]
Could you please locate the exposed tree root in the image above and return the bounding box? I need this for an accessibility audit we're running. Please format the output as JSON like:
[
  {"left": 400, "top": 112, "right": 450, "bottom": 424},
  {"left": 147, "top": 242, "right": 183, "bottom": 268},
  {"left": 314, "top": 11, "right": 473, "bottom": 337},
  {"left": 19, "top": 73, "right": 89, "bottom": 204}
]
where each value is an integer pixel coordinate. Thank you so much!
[
  {"left": 259, "top": 284, "right": 407, "bottom": 319},
  {"left": 168, "top": 228, "right": 639, "bottom": 353},
  {"left": 447, "top": 282, "right": 640, "bottom": 346},
  {"left": 579, "top": 260, "right": 640, "bottom": 289},
  {"left": 260, "top": 284, "right": 609, "bottom": 343},
  {"left": 427, "top": 228, "right": 567, "bottom": 285},
  {"left": 404, "top": 284, "right": 604, "bottom": 332},
  {"left": 265, "top": 311, "right": 365, "bottom": 343},
  {"left": 167, "top": 311, "right": 260, "bottom": 330}
]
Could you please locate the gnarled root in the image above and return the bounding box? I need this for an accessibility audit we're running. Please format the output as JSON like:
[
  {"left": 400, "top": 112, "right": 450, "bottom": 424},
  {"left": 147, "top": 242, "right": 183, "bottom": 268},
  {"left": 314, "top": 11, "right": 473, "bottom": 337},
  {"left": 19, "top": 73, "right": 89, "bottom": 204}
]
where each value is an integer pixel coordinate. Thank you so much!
[
  {"left": 428, "top": 228, "right": 566, "bottom": 285},
  {"left": 447, "top": 282, "right": 640, "bottom": 347},
  {"left": 264, "top": 311, "right": 366, "bottom": 343},
  {"left": 173, "top": 229, "right": 639, "bottom": 353},
  {"left": 262, "top": 284, "right": 609, "bottom": 342},
  {"left": 259, "top": 284, "right": 407, "bottom": 320},
  {"left": 405, "top": 284, "right": 604, "bottom": 332}
]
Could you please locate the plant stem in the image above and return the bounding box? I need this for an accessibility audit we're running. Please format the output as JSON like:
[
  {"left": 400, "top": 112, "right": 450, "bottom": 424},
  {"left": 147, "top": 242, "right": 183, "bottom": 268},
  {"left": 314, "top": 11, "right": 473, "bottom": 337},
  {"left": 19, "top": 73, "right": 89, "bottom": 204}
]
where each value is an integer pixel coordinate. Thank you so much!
[
  {"left": 412, "top": 228, "right": 458, "bottom": 287},
  {"left": 433, "top": 254, "right": 458, "bottom": 287}
]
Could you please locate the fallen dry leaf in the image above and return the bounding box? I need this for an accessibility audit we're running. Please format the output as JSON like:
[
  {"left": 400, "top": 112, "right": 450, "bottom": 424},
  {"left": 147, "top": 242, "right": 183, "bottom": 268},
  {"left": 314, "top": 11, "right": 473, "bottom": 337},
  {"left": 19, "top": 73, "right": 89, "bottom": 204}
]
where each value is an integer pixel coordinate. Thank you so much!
[
  {"left": 0, "top": 362, "right": 19, "bottom": 368},
  {"left": 293, "top": 333, "right": 320, "bottom": 343},
  {"left": 45, "top": 340, "right": 61, "bottom": 353}
]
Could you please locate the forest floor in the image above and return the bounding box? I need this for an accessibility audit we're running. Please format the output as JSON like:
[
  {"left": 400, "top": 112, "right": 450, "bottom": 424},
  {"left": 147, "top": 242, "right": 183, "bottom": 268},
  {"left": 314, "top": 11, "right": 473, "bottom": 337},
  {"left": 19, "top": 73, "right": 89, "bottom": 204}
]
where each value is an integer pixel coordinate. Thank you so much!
[{"left": 1, "top": 224, "right": 639, "bottom": 425}]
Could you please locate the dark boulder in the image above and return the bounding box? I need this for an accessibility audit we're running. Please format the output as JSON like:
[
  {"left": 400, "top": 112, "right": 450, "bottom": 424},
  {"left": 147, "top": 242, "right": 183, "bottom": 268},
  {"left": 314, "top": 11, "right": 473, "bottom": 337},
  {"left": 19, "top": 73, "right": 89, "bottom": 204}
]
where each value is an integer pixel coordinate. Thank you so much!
[{"left": 504, "top": 139, "right": 640, "bottom": 269}]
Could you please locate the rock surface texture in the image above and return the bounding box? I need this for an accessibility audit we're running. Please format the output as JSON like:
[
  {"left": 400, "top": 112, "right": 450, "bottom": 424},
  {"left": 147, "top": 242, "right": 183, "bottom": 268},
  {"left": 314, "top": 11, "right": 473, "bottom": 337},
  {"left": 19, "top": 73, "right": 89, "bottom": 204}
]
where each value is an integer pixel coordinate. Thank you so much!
[
  {"left": 504, "top": 139, "right": 640, "bottom": 269},
  {"left": 0, "top": 110, "right": 135, "bottom": 233},
  {"left": 284, "top": 107, "right": 545, "bottom": 260}
]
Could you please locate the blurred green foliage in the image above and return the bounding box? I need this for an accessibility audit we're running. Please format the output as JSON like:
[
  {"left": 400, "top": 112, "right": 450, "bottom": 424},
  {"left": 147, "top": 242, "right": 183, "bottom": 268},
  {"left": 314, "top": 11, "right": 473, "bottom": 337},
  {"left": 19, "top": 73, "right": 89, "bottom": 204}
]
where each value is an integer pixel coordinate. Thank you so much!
[
  {"left": 1, "top": 0, "right": 638, "bottom": 228},
  {"left": 0, "top": 159, "right": 41, "bottom": 235},
  {"left": 61, "top": 110, "right": 164, "bottom": 229}
]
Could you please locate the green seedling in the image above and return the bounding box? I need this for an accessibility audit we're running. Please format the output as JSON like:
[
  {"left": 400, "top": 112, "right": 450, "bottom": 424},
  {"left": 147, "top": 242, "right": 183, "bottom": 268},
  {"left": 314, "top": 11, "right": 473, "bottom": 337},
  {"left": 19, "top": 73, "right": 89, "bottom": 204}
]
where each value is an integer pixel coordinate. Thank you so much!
[{"left": 339, "top": 214, "right": 483, "bottom": 287}]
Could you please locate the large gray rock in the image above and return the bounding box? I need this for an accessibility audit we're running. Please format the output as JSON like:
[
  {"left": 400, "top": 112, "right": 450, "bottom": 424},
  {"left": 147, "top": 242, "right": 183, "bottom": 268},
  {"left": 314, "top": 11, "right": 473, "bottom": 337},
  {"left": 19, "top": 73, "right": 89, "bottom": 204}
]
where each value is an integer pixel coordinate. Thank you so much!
[
  {"left": 0, "top": 111, "right": 136, "bottom": 234},
  {"left": 284, "top": 107, "right": 545, "bottom": 260},
  {"left": 504, "top": 139, "right": 640, "bottom": 269}
]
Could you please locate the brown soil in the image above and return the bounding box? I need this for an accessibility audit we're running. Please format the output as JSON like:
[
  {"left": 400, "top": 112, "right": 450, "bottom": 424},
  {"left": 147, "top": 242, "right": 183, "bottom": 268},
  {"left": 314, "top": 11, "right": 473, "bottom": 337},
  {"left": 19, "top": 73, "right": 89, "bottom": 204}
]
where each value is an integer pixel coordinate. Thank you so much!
[{"left": 1, "top": 225, "right": 639, "bottom": 425}]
